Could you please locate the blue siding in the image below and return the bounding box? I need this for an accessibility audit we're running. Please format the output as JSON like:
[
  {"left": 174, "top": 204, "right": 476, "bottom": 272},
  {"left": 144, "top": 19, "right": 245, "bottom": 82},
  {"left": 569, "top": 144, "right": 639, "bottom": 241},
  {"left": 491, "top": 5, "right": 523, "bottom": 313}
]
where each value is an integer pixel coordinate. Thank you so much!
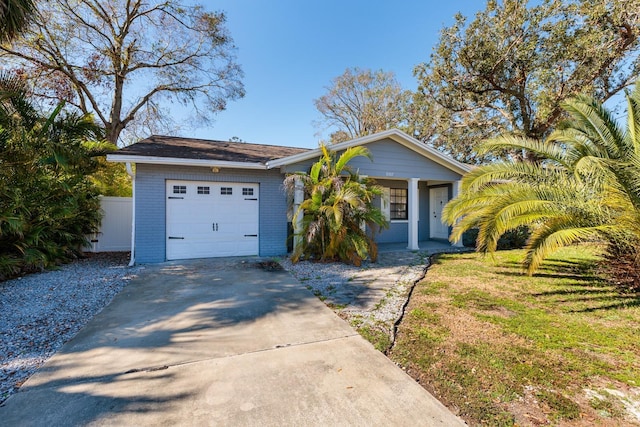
[
  {"left": 283, "top": 138, "right": 463, "bottom": 181},
  {"left": 419, "top": 182, "right": 429, "bottom": 241},
  {"left": 375, "top": 222, "right": 408, "bottom": 244},
  {"left": 370, "top": 180, "right": 451, "bottom": 244},
  {"left": 373, "top": 179, "right": 407, "bottom": 243},
  {"left": 349, "top": 139, "right": 463, "bottom": 180},
  {"left": 132, "top": 138, "right": 463, "bottom": 261},
  {"left": 282, "top": 158, "right": 316, "bottom": 173},
  {"left": 134, "top": 164, "right": 288, "bottom": 263}
]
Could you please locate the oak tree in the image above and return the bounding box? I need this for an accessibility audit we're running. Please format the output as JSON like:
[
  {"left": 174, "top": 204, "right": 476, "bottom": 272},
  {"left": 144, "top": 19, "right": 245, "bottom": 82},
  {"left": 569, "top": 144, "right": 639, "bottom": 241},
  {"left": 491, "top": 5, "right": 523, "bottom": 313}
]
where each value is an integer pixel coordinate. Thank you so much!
[
  {"left": 414, "top": 0, "right": 640, "bottom": 163},
  {"left": 0, "top": 0, "right": 244, "bottom": 145},
  {"left": 314, "top": 67, "right": 411, "bottom": 143}
]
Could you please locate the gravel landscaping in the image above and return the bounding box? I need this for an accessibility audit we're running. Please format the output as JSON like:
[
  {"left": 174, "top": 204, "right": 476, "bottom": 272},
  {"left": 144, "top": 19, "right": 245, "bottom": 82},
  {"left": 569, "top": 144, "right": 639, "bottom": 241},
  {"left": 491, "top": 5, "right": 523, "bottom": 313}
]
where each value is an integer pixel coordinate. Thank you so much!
[
  {"left": 280, "top": 251, "right": 433, "bottom": 352},
  {"left": 0, "top": 253, "right": 143, "bottom": 404}
]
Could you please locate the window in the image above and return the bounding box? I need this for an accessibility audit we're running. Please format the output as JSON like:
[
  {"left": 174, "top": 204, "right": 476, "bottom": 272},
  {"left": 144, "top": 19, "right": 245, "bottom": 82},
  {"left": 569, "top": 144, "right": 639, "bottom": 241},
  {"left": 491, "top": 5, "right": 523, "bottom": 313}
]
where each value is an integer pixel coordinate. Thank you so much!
[
  {"left": 242, "top": 187, "right": 254, "bottom": 196},
  {"left": 197, "top": 186, "right": 210, "bottom": 195},
  {"left": 390, "top": 188, "right": 408, "bottom": 220},
  {"left": 220, "top": 187, "right": 233, "bottom": 195},
  {"left": 173, "top": 185, "right": 187, "bottom": 194}
]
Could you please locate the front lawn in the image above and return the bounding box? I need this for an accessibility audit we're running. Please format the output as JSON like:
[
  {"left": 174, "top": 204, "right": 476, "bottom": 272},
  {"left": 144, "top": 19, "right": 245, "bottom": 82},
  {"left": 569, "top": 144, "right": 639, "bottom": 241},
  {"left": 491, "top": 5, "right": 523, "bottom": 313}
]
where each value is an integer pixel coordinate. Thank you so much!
[{"left": 390, "top": 245, "right": 640, "bottom": 426}]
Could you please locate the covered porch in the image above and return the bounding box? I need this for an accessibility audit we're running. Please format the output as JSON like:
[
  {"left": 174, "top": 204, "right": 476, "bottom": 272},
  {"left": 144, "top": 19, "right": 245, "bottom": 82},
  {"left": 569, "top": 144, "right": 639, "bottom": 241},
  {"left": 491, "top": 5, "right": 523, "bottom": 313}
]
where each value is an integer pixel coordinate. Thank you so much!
[
  {"left": 367, "top": 176, "right": 464, "bottom": 251},
  {"left": 377, "top": 239, "right": 463, "bottom": 254},
  {"left": 281, "top": 129, "right": 472, "bottom": 255}
]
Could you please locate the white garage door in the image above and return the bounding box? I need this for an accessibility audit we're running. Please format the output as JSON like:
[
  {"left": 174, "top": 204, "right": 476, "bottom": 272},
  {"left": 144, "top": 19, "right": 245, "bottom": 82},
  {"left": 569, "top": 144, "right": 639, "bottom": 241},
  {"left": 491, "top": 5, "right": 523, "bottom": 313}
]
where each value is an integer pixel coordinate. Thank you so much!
[{"left": 166, "top": 180, "right": 259, "bottom": 260}]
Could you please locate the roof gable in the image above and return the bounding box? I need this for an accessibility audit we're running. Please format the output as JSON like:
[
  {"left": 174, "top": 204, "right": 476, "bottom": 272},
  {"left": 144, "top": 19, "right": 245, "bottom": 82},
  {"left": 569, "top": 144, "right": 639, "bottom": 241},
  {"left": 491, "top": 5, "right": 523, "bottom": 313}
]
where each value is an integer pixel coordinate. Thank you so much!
[{"left": 268, "top": 129, "right": 471, "bottom": 175}]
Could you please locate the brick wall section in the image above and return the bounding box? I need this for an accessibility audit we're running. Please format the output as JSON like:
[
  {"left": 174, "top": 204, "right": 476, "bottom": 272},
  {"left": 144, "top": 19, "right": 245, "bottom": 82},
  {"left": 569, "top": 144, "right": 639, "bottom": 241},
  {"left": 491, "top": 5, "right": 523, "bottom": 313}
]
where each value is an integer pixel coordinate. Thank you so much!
[{"left": 134, "top": 164, "right": 289, "bottom": 263}]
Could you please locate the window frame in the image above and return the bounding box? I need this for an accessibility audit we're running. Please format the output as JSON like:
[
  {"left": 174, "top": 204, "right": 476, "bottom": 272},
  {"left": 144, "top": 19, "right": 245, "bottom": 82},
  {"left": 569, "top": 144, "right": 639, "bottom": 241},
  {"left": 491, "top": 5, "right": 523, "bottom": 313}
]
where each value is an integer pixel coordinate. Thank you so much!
[
  {"left": 197, "top": 186, "right": 210, "bottom": 195},
  {"left": 389, "top": 188, "right": 408, "bottom": 221}
]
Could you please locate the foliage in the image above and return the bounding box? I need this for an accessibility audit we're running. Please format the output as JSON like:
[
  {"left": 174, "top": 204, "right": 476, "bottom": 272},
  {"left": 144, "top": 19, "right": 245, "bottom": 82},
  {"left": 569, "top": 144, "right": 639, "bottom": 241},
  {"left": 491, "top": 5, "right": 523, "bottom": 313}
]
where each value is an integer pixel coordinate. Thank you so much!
[
  {"left": 90, "top": 156, "right": 132, "bottom": 197},
  {"left": 414, "top": 0, "right": 640, "bottom": 163},
  {"left": 391, "top": 247, "right": 640, "bottom": 426},
  {"left": 314, "top": 67, "right": 412, "bottom": 143},
  {"left": 0, "top": 0, "right": 244, "bottom": 145},
  {"left": 0, "top": 0, "right": 36, "bottom": 42},
  {"left": 443, "top": 81, "right": 640, "bottom": 281},
  {"left": 462, "top": 226, "right": 529, "bottom": 250},
  {"left": 0, "top": 75, "right": 104, "bottom": 279},
  {"left": 283, "top": 145, "right": 388, "bottom": 265}
]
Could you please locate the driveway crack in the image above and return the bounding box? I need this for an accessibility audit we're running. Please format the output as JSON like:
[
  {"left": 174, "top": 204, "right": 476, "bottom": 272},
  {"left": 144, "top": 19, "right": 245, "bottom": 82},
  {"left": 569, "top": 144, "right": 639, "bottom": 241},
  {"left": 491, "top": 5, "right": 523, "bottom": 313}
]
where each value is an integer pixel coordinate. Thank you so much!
[{"left": 120, "top": 333, "right": 360, "bottom": 375}]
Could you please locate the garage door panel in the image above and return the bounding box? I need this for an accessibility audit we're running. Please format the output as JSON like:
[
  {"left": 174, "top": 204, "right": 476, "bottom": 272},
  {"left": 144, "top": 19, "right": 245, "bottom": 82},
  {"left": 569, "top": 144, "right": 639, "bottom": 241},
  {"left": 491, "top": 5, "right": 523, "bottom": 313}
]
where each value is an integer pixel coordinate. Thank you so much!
[{"left": 166, "top": 181, "right": 259, "bottom": 260}]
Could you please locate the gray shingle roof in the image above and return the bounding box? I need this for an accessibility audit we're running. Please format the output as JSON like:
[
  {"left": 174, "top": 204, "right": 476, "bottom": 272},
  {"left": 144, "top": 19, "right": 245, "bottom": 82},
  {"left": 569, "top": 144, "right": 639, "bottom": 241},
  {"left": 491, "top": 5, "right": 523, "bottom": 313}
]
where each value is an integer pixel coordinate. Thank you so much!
[{"left": 114, "top": 135, "right": 310, "bottom": 164}]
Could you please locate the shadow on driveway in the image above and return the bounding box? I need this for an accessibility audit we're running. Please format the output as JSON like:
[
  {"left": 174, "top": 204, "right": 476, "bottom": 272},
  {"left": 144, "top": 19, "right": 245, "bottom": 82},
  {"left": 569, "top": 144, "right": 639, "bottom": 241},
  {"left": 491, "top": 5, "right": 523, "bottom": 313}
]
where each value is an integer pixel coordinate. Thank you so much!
[{"left": 0, "top": 257, "right": 464, "bottom": 426}]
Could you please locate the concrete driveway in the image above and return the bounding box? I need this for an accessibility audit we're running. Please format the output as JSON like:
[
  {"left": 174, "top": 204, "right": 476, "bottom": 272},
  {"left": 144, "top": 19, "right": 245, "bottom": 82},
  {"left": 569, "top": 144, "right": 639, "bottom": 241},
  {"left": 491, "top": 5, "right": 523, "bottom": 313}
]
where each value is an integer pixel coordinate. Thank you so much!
[{"left": 0, "top": 257, "right": 464, "bottom": 426}]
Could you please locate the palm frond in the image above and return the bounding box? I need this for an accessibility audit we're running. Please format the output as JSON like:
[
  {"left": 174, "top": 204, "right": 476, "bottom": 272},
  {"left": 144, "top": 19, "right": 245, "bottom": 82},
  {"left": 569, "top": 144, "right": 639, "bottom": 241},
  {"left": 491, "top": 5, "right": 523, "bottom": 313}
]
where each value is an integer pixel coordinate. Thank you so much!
[
  {"left": 284, "top": 144, "right": 386, "bottom": 264},
  {"left": 561, "top": 94, "right": 626, "bottom": 159},
  {"left": 334, "top": 146, "right": 371, "bottom": 173},
  {"left": 480, "top": 135, "right": 572, "bottom": 167},
  {"left": 524, "top": 221, "right": 617, "bottom": 274},
  {"left": 445, "top": 82, "right": 640, "bottom": 274}
]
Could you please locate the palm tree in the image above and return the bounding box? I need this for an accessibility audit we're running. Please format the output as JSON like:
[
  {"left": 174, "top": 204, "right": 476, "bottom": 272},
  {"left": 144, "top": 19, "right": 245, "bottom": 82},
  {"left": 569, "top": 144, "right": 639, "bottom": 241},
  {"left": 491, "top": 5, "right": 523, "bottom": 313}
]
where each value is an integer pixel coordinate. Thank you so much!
[
  {"left": 0, "top": 74, "right": 105, "bottom": 278},
  {"left": 283, "top": 145, "right": 388, "bottom": 265},
  {"left": 443, "top": 82, "right": 640, "bottom": 277},
  {"left": 0, "top": 0, "right": 36, "bottom": 42}
]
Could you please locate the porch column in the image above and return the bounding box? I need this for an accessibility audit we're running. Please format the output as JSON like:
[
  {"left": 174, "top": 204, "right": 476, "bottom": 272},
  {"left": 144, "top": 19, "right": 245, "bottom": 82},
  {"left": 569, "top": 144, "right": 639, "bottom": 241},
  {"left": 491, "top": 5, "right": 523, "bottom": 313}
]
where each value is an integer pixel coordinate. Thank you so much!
[
  {"left": 407, "top": 177, "right": 420, "bottom": 250},
  {"left": 452, "top": 180, "right": 464, "bottom": 247},
  {"left": 293, "top": 177, "right": 305, "bottom": 251}
]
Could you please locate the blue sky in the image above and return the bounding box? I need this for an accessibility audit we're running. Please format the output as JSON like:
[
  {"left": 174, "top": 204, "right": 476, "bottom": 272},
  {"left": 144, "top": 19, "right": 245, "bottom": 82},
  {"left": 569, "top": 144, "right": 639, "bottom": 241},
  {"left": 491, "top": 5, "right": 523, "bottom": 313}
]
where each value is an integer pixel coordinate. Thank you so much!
[{"left": 185, "top": 1, "right": 483, "bottom": 149}]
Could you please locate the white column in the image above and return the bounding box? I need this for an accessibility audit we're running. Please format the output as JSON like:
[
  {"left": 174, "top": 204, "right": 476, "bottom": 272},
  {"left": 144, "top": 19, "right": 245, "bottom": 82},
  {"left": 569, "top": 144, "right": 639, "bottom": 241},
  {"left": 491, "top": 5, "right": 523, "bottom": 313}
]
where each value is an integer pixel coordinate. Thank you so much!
[
  {"left": 293, "top": 177, "right": 305, "bottom": 251},
  {"left": 125, "top": 162, "right": 136, "bottom": 266},
  {"left": 452, "top": 180, "right": 464, "bottom": 247},
  {"left": 407, "top": 177, "right": 420, "bottom": 250}
]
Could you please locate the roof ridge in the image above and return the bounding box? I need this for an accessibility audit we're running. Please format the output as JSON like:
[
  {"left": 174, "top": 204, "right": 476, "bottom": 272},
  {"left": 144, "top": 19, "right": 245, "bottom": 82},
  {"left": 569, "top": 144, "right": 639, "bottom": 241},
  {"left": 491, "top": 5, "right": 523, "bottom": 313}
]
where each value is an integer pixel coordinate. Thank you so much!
[{"left": 145, "top": 134, "right": 310, "bottom": 151}]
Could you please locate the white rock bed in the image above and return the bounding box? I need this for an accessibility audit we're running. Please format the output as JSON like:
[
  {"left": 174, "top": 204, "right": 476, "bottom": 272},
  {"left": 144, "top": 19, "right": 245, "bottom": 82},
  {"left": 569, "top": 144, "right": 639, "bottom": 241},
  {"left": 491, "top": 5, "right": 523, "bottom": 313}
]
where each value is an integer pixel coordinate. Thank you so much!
[
  {"left": 280, "top": 253, "right": 431, "bottom": 349},
  {"left": 0, "top": 253, "right": 142, "bottom": 404}
]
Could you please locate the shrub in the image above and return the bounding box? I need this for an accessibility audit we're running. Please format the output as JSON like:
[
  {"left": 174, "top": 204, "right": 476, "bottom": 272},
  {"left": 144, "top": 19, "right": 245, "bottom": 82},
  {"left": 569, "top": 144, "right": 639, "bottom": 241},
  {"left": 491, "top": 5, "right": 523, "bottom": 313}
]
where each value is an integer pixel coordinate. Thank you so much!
[
  {"left": 0, "top": 76, "right": 104, "bottom": 280},
  {"left": 463, "top": 226, "right": 529, "bottom": 250}
]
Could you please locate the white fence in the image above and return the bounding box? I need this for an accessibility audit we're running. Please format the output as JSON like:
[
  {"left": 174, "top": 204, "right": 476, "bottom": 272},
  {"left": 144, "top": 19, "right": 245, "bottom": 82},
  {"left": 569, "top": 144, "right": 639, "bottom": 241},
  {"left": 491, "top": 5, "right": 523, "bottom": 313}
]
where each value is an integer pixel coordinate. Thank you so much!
[{"left": 85, "top": 196, "right": 132, "bottom": 252}]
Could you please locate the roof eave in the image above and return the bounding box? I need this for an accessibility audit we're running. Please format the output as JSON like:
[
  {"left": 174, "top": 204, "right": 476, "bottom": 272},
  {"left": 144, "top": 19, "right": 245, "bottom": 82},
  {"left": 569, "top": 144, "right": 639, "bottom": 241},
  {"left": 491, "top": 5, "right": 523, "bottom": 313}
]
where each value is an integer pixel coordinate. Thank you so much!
[{"left": 106, "top": 154, "right": 267, "bottom": 170}]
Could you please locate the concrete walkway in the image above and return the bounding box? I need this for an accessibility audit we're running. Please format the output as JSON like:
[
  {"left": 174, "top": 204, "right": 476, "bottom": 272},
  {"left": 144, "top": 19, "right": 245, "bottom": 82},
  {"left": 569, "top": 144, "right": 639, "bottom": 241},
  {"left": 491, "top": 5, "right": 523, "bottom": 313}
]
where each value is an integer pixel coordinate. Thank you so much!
[
  {"left": 283, "top": 244, "right": 472, "bottom": 350},
  {"left": 0, "top": 257, "right": 464, "bottom": 426}
]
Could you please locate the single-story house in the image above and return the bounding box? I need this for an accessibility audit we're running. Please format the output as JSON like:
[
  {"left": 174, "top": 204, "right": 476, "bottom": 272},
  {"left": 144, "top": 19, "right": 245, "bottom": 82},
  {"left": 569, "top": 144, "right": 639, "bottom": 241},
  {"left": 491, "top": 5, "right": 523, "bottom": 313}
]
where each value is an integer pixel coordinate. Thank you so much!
[{"left": 107, "top": 129, "right": 471, "bottom": 263}]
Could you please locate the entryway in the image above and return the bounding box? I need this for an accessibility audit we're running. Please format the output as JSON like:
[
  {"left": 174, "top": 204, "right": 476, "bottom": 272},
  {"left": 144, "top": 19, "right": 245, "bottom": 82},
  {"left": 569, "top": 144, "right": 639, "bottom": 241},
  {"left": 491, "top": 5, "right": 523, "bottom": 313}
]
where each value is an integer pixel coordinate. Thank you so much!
[{"left": 429, "top": 187, "right": 449, "bottom": 239}]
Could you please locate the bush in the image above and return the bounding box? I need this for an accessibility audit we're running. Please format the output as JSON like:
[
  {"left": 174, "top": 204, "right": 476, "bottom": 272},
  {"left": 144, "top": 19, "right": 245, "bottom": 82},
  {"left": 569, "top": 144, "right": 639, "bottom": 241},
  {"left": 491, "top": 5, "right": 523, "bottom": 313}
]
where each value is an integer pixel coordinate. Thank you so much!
[
  {"left": 463, "top": 226, "right": 530, "bottom": 250},
  {"left": 284, "top": 145, "right": 388, "bottom": 265},
  {"left": 0, "top": 77, "right": 104, "bottom": 280}
]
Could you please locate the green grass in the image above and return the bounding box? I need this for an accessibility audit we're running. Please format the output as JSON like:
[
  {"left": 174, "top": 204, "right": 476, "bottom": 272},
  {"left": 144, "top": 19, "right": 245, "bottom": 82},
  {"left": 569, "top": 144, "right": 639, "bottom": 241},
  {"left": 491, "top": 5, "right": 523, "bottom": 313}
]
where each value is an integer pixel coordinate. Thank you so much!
[
  {"left": 390, "top": 245, "right": 640, "bottom": 426},
  {"left": 356, "top": 325, "right": 391, "bottom": 352}
]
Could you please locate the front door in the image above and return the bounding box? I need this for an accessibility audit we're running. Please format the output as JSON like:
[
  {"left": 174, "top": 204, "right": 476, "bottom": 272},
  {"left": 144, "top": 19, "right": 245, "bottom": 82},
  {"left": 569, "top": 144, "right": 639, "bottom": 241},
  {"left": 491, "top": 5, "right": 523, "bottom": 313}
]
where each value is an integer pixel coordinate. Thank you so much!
[{"left": 429, "top": 187, "right": 449, "bottom": 239}]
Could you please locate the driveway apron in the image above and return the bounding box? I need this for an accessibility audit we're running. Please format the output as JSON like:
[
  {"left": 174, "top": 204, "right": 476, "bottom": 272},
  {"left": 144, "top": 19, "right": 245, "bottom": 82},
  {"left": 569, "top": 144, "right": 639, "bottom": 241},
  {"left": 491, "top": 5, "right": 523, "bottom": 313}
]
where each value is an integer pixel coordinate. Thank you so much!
[{"left": 0, "top": 258, "right": 464, "bottom": 426}]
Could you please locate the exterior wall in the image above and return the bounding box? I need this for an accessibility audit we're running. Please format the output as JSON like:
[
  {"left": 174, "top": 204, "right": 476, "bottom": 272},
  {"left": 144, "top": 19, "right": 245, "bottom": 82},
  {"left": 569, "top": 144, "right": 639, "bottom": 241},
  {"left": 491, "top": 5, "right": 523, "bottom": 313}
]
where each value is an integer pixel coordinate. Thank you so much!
[
  {"left": 282, "top": 139, "right": 463, "bottom": 181},
  {"left": 418, "top": 182, "right": 430, "bottom": 241},
  {"left": 369, "top": 181, "right": 453, "bottom": 244},
  {"left": 134, "top": 164, "right": 288, "bottom": 263},
  {"left": 132, "top": 139, "right": 465, "bottom": 261},
  {"left": 282, "top": 158, "right": 316, "bottom": 173},
  {"left": 375, "top": 222, "right": 408, "bottom": 244},
  {"left": 372, "top": 179, "right": 407, "bottom": 243}
]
